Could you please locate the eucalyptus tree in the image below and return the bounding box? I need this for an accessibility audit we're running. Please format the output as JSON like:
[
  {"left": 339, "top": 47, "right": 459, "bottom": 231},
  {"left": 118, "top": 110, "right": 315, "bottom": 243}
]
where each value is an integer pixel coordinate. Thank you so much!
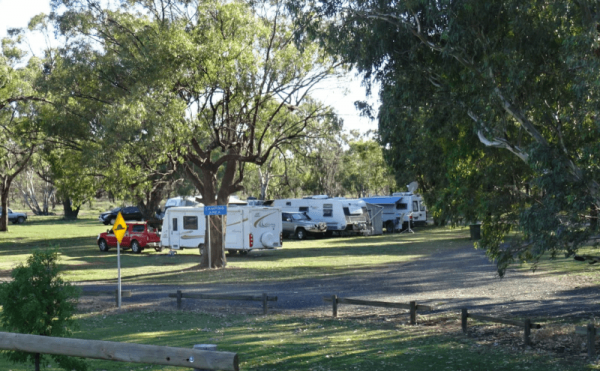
[
  {"left": 0, "top": 37, "right": 47, "bottom": 232},
  {"left": 297, "top": 0, "right": 600, "bottom": 273},
  {"left": 48, "top": 0, "right": 340, "bottom": 267}
]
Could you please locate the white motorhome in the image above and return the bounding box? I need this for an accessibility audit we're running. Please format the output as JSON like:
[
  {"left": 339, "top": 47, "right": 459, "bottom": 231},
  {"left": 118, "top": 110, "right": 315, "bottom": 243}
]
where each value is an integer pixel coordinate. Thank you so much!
[
  {"left": 362, "top": 193, "right": 427, "bottom": 231},
  {"left": 266, "top": 196, "right": 372, "bottom": 236},
  {"left": 160, "top": 206, "right": 283, "bottom": 254}
]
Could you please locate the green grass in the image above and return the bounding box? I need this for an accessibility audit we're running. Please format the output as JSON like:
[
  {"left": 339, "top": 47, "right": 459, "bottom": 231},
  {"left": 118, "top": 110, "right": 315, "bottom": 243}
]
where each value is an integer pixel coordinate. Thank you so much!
[
  {"left": 0, "top": 216, "right": 471, "bottom": 284},
  {"left": 0, "top": 310, "right": 590, "bottom": 371}
]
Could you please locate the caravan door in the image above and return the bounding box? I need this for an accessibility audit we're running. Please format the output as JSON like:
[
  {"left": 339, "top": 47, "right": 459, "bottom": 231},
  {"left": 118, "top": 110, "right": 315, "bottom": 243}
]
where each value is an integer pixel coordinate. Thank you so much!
[{"left": 169, "top": 215, "right": 181, "bottom": 249}]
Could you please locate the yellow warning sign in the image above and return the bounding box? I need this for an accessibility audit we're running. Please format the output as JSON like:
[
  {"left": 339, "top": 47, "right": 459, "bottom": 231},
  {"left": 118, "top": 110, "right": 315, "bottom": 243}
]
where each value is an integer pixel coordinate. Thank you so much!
[{"left": 112, "top": 212, "right": 127, "bottom": 244}]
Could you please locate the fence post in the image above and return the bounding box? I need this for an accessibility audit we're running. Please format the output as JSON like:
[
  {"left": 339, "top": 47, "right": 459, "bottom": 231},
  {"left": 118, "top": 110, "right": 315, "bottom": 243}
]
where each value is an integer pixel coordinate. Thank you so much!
[
  {"left": 332, "top": 295, "right": 338, "bottom": 318},
  {"left": 262, "top": 293, "right": 268, "bottom": 315},
  {"left": 193, "top": 344, "right": 217, "bottom": 371},
  {"left": 461, "top": 308, "right": 468, "bottom": 334},
  {"left": 409, "top": 301, "right": 416, "bottom": 325},
  {"left": 177, "top": 290, "right": 183, "bottom": 310},
  {"left": 588, "top": 323, "right": 596, "bottom": 360},
  {"left": 524, "top": 319, "right": 531, "bottom": 346}
]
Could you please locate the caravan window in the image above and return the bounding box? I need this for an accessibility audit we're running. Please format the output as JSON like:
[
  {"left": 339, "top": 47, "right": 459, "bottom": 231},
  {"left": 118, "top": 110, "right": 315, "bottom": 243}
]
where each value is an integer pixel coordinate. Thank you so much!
[
  {"left": 183, "top": 216, "right": 198, "bottom": 230},
  {"left": 172, "top": 218, "right": 178, "bottom": 231},
  {"left": 396, "top": 203, "right": 408, "bottom": 210},
  {"left": 412, "top": 201, "right": 419, "bottom": 212},
  {"left": 299, "top": 206, "right": 309, "bottom": 213},
  {"left": 420, "top": 202, "right": 426, "bottom": 211},
  {"left": 343, "top": 207, "right": 350, "bottom": 216},
  {"left": 286, "top": 202, "right": 292, "bottom": 206},
  {"left": 323, "top": 204, "right": 333, "bottom": 217}
]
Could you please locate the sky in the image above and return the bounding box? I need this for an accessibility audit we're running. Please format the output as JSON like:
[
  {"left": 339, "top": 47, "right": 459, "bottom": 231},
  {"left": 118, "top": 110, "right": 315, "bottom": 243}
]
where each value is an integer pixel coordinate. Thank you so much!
[{"left": 0, "top": 0, "right": 380, "bottom": 136}]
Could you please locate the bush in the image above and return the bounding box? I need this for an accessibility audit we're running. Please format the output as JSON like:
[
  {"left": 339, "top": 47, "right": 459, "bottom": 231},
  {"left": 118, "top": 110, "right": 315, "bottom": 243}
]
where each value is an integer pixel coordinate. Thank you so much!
[{"left": 0, "top": 248, "right": 87, "bottom": 371}]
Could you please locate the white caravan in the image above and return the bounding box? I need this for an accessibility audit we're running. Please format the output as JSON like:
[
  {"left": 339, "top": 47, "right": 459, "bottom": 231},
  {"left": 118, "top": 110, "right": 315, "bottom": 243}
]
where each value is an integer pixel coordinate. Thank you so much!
[
  {"left": 267, "top": 196, "right": 372, "bottom": 235},
  {"left": 362, "top": 193, "right": 427, "bottom": 231},
  {"left": 160, "top": 206, "right": 283, "bottom": 254}
]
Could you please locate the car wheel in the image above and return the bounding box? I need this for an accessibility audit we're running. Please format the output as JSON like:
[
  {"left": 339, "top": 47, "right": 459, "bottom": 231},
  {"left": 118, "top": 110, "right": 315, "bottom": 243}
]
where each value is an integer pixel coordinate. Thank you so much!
[
  {"left": 154, "top": 246, "right": 163, "bottom": 252},
  {"left": 98, "top": 239, "right": 109, "bottom": 252},
  {"left": 16, "top": 216, "right": 25, "bottom": 224},
  {"left": 131, "top": 240, "right": 142, "bottom": 254},
  {"left": 110, "top": 217, "right": 117, "bottom": 225},
  {"left": 295, "top": 228, "right": 306, "bottom": 240}
]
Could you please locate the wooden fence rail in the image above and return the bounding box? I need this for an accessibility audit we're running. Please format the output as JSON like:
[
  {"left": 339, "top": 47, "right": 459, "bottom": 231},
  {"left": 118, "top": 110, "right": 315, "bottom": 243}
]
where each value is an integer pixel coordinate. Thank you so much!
[
  {"left": 461, "top": 308, "right": 541, "bottom": 346},
  {"left": 169, "top": 291, "right": 277, "bottom": 314},
  {"left": 575, "top": 323, "right": 597, "bottom": 359},
  {"left": 323, "top": 295, "right": 434, "bottom": 324},
  {"left": 0, "top": 332, "right": 238, "bottom": 371},
  {"left": 81, "top": 289, "right": 132, "bottom": 307}
]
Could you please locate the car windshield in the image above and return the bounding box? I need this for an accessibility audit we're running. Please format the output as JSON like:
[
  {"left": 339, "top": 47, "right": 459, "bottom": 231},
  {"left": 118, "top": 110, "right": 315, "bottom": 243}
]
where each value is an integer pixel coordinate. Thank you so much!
[
  {"left": 111, "top": 207, "right": 122, "bottom": 213},
  {"left": 291, "top": 213, "right": 310, "bottom": 221}
]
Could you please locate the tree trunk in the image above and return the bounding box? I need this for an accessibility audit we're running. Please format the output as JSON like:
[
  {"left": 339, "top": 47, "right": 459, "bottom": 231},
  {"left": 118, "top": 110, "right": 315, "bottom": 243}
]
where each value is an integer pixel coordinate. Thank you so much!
[
  {"left": 62, "top": 198, "right": 80, "bottom": 220},
  {"left": 0, "top": 185, "right": 9, "bottom": 232},
  {"left": 591, "top": 204, "right": 598, "bottom": 232}
]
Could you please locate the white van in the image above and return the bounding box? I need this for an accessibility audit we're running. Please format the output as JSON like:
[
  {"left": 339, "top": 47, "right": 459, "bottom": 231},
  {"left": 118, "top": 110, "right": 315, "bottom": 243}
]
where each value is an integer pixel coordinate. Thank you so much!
[
  {"left": 160, "top": 206, "right": 283, "bottom": 254},
  {"left": 267, "top": 196, "right": 371, "bottom": 236}
]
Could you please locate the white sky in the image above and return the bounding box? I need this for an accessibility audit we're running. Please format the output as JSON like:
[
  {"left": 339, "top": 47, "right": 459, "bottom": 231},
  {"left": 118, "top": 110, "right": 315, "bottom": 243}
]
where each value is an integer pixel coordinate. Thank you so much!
[{"left": 0, "top": 0, "right": 380, "bottom": 135}]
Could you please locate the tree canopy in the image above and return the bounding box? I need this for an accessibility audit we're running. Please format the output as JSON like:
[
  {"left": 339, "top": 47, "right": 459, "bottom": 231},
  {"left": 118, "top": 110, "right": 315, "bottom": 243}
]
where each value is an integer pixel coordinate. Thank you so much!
[{"left": 299, "top": 0, "right": 600, "bottom": 274}]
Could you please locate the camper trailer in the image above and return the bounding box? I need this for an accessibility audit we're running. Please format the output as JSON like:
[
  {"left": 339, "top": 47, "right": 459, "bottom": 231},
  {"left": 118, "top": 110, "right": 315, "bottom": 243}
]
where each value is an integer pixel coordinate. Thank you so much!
[
  {"left": 362, "top": 193, "right": 427, "bottom": 232},
  {"left": 267, "top": 196, "right": 372, "bottom": 236},
  {"left": 160, "top": 206, "right": 283, "bottom": 254}
]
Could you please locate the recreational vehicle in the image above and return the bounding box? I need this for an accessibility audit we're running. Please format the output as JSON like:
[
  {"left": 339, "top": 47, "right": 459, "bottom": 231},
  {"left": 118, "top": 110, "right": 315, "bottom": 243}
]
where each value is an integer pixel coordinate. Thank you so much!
[
  {"left": 362, "top": 193, "right": 427, "bottom": 232},
  {"left": 160, "top": 206, "right": 283, "bottom": 254},
  {"left": 267, "top": 196, "right": 372, "bottom": 236}
]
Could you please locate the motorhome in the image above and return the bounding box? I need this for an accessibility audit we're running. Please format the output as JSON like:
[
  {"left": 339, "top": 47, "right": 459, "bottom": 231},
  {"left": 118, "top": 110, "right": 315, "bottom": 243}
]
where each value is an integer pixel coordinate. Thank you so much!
[
  {"left": 160, "top": 206, "right": 283, "bottom": 254},
  {"left": 267, "top": 196, "right": 372, "bottom": 236},
  {"left": 362, "top": 193, "right": 427, "bottom": 232}
]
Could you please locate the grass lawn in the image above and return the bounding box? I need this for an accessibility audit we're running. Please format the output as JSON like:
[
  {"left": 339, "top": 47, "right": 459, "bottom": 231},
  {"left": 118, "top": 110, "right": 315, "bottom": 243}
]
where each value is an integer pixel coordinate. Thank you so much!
[
  {"left": 0, "top": 215, "right": 597, "bottom": 370},
  {"left": 0, "top": 216, "right": 471, "bottom": 284},
  {"left": 0, "top": 309, "right": 591, "bottom": 371}
]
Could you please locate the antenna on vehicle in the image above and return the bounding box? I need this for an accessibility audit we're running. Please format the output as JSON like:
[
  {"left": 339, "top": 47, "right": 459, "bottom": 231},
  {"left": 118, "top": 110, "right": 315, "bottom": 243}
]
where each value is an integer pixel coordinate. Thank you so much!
[{"left": 407, "top": 181, "right": 419, "bottom": 193}]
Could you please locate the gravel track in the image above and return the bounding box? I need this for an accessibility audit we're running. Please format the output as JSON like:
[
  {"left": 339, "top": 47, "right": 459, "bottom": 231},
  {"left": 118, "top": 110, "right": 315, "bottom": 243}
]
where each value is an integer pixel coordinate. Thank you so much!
[{"left": 79, "top": 245, "right": 600, "bottom": 319}]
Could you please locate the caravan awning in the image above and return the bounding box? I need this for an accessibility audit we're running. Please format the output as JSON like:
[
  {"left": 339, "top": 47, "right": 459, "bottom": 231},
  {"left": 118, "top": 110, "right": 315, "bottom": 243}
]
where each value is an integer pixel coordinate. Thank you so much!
[{"left": 361, "top": 196, "right": 404, "bottom": 205}]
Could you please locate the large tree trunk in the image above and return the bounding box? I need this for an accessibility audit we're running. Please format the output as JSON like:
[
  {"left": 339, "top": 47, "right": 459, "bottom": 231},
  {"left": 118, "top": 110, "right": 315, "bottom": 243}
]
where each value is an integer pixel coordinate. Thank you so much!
[{"left": 62, "top": 197, "right": 80, "bottom": 220}]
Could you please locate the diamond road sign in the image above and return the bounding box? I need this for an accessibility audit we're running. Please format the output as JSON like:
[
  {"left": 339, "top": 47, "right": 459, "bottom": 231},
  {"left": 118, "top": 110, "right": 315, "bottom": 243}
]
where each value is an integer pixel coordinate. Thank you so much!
[
  {"left": 204, "top": 205, "right": 227, "bottom": 216},
  {"left": 112, "top": 212, "right": 127, "bottom": 243}
]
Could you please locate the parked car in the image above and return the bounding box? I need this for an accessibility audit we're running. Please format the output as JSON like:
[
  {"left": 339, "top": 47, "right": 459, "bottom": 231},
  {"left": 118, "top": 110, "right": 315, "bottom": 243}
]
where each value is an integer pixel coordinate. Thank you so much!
[
  {"left": 98, "top": 206, "right": 143, "bottom": 225},
  {"left": 97, "top": 222, "right": 161, "bottom": 253},
  {"left": 0, "top": 208, "right": 27, "bottom": 224},
  {"left": 281, "top": 211, "right": 327, "bottom": 240}
]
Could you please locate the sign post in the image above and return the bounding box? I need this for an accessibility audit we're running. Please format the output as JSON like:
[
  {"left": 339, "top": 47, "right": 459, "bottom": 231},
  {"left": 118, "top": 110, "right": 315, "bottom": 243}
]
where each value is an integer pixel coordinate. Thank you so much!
[
  {"left": 112, "top": 212, "right": 127, "bottom": 309},
  {"left": 204, "top": 206, "right": 227, "bottom": 269}
]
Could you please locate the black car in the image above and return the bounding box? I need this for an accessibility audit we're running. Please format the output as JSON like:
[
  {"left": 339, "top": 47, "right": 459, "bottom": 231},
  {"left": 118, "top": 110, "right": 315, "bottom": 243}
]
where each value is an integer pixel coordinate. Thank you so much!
[{"left": 98, "top": 206, "right": 143, "bottom": 225}]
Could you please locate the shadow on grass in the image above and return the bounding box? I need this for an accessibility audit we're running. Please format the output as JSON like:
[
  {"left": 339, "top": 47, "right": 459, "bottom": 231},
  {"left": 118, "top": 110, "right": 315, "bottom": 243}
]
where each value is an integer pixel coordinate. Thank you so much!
[{"left": 59, "top": 311, "right": 585, "bottom": 371}]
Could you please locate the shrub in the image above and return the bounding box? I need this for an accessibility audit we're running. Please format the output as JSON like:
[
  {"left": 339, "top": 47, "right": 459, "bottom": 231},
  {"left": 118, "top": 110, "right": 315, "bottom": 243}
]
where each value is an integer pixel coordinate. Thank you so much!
[{"left": 0, "top": 248, "right": 87, "bottom": 371}]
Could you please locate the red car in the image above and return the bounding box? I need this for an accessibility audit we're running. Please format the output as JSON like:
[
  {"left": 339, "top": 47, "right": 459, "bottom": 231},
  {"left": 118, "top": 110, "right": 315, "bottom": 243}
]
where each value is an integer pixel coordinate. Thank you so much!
[{"left": 97, "top": 222, "right": 162, "bottom": 254}]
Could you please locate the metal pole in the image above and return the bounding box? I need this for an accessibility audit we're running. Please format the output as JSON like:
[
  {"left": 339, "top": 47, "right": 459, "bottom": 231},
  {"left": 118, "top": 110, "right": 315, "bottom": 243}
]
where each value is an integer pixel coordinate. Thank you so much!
[
  {"left": 221, "top": 215, "right": 225, "bottom": 266},
  {"left": 207, "top": 215, "right": 211, "bottom": 269},
  {"left": 117, "top": 241, "right": 121, "bottom": 309}
]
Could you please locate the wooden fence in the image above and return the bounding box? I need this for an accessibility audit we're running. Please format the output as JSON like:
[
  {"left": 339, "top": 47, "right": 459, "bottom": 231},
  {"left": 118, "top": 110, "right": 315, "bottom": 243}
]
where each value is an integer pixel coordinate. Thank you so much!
[
  {"left": 322, "top": 295, "right": 434, "bottom": 325},
  {"left": 0, "top": 331, "right": 238, "bottom": 371},
  {"left": 81, "top": 289, "right": 132, "bottom": 307},
  {"left": 461, "top": 308, "right": 541, "bottom": 345},
  {"left": 575, "top": 323, "right": 597, "bottom": 359},
  {"left": 169, "top": 290, "right": 278, "bottom": 314}
]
